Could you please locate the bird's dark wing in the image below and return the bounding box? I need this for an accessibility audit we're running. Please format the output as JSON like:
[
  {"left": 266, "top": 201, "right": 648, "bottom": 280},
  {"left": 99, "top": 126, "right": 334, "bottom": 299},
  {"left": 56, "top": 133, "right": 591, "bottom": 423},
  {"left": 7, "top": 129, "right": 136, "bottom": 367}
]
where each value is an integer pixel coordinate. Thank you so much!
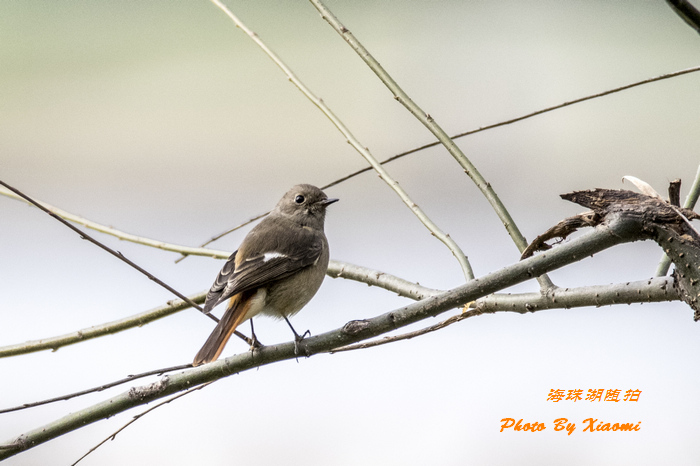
[
  {"left": 202, "top": 225, "right": 326, "bottom": 312},
  {"left": 202, "top": 250, "right": 237, "bottom": 314},
  {"left": 230, "top": 239, "right": 323, "bottom": 294}
]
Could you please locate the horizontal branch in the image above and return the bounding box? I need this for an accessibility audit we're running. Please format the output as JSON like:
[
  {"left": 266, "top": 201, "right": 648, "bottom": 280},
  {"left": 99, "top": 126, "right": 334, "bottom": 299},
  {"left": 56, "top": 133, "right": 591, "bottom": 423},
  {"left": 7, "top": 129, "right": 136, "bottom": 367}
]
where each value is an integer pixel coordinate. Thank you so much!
[
  {"left": 0, "top": 364, "right": 192, "bottom": 415},
  {"left": 0, "top": 261, "right": 432, "bottom": 358},
  {"left": 0, "top": 214, "right": 647, "bottom": 459},
  {"left": 475, "top": 277, "right": 676, "bottom": 313},
  {"left": 71, "top": 381, "right": 214, "bottom": 465},
  {"left": 331, "top": 277, "right": 677, "bottom": 352},
  {"left": 0, "top": 292, "right": 206, "bottom": 359},
  {"left": 1, "top": 187, "right": 442, "bottom": 356},
  {"left": 0, "top": 186, "right": 231, "bottom": 260},
  {"left": 0, "top": 175, "right": 443, "bottom": 291},
  {"left": 325, "top": 261, "right": 441, "bottom": 300},
  {"left": 4, "top": 277, "right": 675, "bottom": 413},
  {"left": 1, "top": 182, "right": 445, "bottom": 356}
]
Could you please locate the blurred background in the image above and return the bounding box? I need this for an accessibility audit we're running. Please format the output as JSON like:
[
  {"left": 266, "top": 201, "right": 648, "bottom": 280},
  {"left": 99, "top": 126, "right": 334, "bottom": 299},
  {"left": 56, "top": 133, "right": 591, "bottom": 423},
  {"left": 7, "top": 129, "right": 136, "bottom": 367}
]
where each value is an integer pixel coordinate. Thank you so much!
[{"left": 1, "top": 0, "right": 700, "bottom": 464}]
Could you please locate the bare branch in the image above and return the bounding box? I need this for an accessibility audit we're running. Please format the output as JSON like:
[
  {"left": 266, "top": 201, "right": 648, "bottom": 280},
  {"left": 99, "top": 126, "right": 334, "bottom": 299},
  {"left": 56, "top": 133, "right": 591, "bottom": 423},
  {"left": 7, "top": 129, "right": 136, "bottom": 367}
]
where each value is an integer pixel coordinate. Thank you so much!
[
  {"left": 1, "top": 186, "right": 442, "bottom": 356},
  {"left": 0, "top": 292, "right": 206, "bottom": 359},
  {"left": 0, "top": 186, "right": 231, "bottom": 260},
  {"left": 208, "top": 0, "right": 474, "bottom": 280},
  {"left": 0, "top": 181, "right": 284, "bottom": 347},
  {"left": 308, "top": 0, "right": 553, "bottom": 291},
  {"left": 657, "top": 165, "right": 700, "bottom": 276},
  {"left": 331, "top": 277, "right": 676, "bottom": 352},
  {"left": 174, "top": 211, "right": 268, "bottom": 263},
  {"left": 71, "top": 382, "right": 214, "bottom": 466},
  {"left": 326, "top": 261, "right": 441, "bottom": 300},
  {"left": 0, "top": 261, "right": 435, "bottom": 358},
  {"left": 0, "top": 364, "right": 192, "bottom": 414},
  {"left": 0, "top": 181, "right": 215, "bottom": 321},
  {"left": 450, "top": 66, "right": 700, "bottom": 141},
  {"left": 666, "top": 0, "right": 700, "bottom": 34},
  {"left": 0, "top": 215, "right": 649, "bottom": 459},
  {"left": 0, "top": 268, "right": 434, "bottom": 411},
  {"left": 179, "top": 64, "right": 700, "bottom": 257}
]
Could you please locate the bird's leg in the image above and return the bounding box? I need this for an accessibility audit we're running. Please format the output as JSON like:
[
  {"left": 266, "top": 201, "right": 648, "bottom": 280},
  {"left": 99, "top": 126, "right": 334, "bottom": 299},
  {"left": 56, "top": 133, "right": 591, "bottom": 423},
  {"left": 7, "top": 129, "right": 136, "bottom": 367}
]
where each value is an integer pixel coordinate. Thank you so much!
[
  {"left": 283, "top": 316, "right": 310, "bottom": 356},
  {"left": 233, "top": 330, "right": 259, "bottom": 347},
  {"left": 248, "top": 320, "right": 264, "bottom": 350}
]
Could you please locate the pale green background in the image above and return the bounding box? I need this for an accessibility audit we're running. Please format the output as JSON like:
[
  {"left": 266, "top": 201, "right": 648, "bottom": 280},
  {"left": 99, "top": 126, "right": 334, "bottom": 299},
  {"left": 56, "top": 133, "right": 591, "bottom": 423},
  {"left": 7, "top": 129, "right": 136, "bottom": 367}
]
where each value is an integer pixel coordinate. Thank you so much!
[{"left": 1, "top": 1, "right": 700, "bottom": 464}]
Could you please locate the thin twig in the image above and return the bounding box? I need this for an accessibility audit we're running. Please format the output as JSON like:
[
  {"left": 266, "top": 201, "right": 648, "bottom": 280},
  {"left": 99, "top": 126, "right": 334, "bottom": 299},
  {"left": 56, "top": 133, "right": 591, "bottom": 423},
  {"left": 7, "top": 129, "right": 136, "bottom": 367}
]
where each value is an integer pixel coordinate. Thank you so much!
[
  {"left": 325, "top": 261, "right": 441, "bottom": 300},
  {"left": 176, "top": 64, "right": 700, "bottom": 260},
  {"left": 665, "top": 0, "right": 700, "bottom": 34},
  {"left": 0, "top": 186, "right": 232, "bottom": 260},
  {"left": 656, "top": 164, "right": 700, "bottom": 276},
  {"left": 330, "top": 313, "right": 469, "bottom": 353},
  {"left": 208, "top": 0, "right": 474, "bottom": 280},
  {"left": 0, "top": 180, "right": 262, "bottom": 346},
  {"left": 71, "top": 381, "right": 214, "bottom": 466},
  {"left": 0, "top": 292, "right": 207, "bottom": 359},
  {"left": 0, "top": 181, "right": 213, "bottom": 319},
  {"left": 0, "top": 364, "right": 192, "bottom": 414},
  {"left": 309, "top": 0, "right": 551, "bottom": 290},
  {"left": 449, "top": 66, "right": 700, "bottom": 141},
  {"left": 174, "top": 211, "right": 268, "bottom": 263}
]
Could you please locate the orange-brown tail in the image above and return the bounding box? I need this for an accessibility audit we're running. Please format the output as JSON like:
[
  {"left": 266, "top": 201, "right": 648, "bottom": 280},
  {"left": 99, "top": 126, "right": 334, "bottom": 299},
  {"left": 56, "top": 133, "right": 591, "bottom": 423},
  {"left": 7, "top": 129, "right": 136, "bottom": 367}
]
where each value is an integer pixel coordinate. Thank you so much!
[{"left": 193, "top": 292, "right": 253, "bottom": 366}]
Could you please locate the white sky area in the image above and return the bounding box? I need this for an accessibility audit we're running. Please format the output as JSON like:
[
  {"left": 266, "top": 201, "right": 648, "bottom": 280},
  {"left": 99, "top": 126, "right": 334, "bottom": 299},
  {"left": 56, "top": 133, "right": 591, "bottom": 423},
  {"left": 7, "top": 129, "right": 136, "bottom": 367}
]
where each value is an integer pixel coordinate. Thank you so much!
[{"left": 1, "top": 1, "right": 700, "bottom": 465}]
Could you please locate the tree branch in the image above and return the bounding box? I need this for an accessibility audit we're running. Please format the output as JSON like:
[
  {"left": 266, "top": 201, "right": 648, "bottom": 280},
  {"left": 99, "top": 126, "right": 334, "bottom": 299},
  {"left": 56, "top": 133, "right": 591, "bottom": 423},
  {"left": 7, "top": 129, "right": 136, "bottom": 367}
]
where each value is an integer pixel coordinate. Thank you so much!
[
  {"left": 1, "top": 183, "right": 435, "bottom": 297},
  {"left": 0, "top": 181, "right": 215, "bottom": 322},
  {"left": 0, "top": 185, "right": 231, "bottom": 260},
  {"left": 208, "top": 0, "right": 474, "bottom": 281},
  {"left": 71, "top": 382, "right": 214, "bottom": 466},
  {"left": 475, "top": 277, "right": 676, "bottom": 312},
  {"left": 2, "top": 277, "right": 676, "bottom": 413},
  {"left": 666, "top": 0, "right": 700, "bottom": 35},
  {"left": 657, "top": 165, "right": 700, "bottom": 276},
  {"left": 0, "top": 292, "right": 206, "bottom": 359},
  {"left": 325, "top": 261, "right": 441, "bottom": 300},
  {"left": 174, "top": 211, "right": 268, "bottom": 263},
  {"left": 0, "top": 261, "right": 436, "bottom": 358},
  {"left": 0, "top": 183, "right": 450, "bottom": 357},
  {"left": 0, "top": 214, "right": 647, "bottom": 459},
  {"left": 308, "top": 0, "right": 552, "bottom": 291},
  {"left": 0, "top": 364, "right": 192, "bottom": 414},
  {"left": 331, "top": 277, "right": 677, "bottom": 352},
  {"left": 178, "top": 64, "right": 700, "bottom": 260}
]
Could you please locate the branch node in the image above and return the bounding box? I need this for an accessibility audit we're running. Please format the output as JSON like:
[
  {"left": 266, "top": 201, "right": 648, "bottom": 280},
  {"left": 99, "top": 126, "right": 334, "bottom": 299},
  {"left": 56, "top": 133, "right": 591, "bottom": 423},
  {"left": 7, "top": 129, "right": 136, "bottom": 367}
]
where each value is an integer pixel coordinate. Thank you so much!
[
  {"left": 128, "top": 377, "right": 169, "bottom": 401},
  {"left": 341, "top": 320, "right": 371, "bottom": 336}
]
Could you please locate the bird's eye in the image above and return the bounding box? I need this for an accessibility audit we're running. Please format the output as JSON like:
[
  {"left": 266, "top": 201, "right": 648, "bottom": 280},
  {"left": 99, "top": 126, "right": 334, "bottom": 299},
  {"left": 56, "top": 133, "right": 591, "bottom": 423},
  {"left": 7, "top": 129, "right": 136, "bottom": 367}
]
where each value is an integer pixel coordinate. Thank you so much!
[{"left": 294, "top": 194, "right": 305, "bottom": 204}]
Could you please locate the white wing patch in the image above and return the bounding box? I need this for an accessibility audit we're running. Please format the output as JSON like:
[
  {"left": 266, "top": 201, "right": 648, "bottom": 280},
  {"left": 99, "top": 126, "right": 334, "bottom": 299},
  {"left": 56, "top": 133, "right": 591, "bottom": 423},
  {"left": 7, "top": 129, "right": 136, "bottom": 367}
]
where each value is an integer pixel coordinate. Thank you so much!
[{"left": 262, "top": 252, "right": 286, "bottom": 262}]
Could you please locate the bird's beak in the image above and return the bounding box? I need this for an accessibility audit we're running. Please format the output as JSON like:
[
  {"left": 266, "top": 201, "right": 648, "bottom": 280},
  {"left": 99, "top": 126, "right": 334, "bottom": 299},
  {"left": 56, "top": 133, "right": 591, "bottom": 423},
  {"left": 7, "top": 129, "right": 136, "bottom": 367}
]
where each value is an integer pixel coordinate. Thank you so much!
[{"left": 319, "top": 198, "right": 339, "bottom": 206}]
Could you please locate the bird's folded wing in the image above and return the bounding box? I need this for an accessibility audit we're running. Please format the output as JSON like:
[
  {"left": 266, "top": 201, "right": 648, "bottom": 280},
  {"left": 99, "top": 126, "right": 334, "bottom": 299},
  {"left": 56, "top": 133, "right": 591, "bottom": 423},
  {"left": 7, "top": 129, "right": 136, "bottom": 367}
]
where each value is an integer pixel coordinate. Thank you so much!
[
  {"left": 205, "top": 236, "right": 324, "bottom": 311},
  {"left": 202, "top": 250, "right": 238, "bottom": 313}
]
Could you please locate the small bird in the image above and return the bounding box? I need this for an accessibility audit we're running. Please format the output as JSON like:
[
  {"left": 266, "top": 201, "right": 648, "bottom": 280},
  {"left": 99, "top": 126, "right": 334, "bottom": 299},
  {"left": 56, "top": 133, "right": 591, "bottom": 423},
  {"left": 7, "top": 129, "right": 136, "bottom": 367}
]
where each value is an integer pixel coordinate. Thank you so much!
[{"left": 193, "top": 184, "right": 337, "bottom": 366}]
